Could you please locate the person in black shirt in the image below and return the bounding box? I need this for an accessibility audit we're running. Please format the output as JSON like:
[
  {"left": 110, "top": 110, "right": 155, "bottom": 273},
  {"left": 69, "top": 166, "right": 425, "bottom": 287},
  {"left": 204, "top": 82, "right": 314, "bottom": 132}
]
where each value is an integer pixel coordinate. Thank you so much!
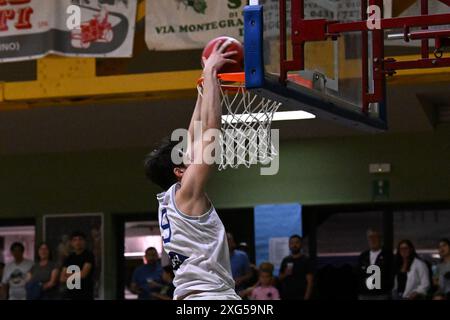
[
  {"left": 60, "top": 231, "right": 95, "bottom": 300},
  {"left": 151, "top": 265, "right": 175, "bottom": 300},
  {"left": 279, "top": 235, "right": 314, "bottom": 300},
  {"left": 357, "top": 229, "right": 393, "bottom": 300}
]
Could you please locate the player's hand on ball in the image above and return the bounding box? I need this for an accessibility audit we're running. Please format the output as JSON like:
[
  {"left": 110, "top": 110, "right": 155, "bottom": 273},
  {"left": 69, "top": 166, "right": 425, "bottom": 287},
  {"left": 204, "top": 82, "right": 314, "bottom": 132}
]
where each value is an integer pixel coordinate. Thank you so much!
[{"left": 202, "top": 39, "right": 238, "bottom": 76}]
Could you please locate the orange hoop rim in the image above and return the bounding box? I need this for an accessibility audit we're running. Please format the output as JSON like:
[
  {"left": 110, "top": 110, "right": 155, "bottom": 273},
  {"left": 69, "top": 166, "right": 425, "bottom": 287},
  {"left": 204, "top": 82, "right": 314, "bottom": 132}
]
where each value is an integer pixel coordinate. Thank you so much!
[
  {"left": 197, "top": 72, "right": 313, "bottom": 90},
  {"left": 217, "top": 72, "right": 245, "bottom": 83},
  {"left": 197, "top": 72, "right": 245, "bottom": 88}
]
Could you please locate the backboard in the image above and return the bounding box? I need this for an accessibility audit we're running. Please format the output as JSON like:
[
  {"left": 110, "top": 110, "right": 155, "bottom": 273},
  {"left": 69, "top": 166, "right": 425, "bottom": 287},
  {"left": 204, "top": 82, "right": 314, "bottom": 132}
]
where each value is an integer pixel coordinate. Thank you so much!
[{"left": 244, "top": 0, "right": 388, "bottom": 131}]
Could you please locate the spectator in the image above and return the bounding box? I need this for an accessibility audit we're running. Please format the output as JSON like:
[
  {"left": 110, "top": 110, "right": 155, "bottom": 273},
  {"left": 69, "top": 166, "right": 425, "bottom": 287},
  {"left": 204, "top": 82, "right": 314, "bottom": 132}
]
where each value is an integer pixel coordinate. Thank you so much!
[
  {"left": 433, "top": 238, "right": 450, "bottom": 300},
  {"left": 130, "top": 247, "right": 163, "bottom": 300},
  {"left": 26, "top": 243, "right": 60, "bottom": 300},
  {"left": 357, "top": 229, "right": 393, "bottom": 300},
  {"left": 151, "top": 265, "right": 175, "bottom": 300},
  {"left": 241, "top": 262, "right": 280, "bottom": 300},
  {"left": 227, "top": 232, "right": 252, "bottom": 293},
  {"left": 0, "top": 242, "right": 33, "bottom": 300},
  {"left": 56, "top": 235, "right": 71, "bottom": 267},
  {"left": 392, "top": 239, "right": 430, "bottom": 300},
  {"left": 237, "top": 241, "right": 259, "bottom": 287},
  {"left": 279, "top": 235, "right": 314, "bottom": 300},
  {"left": 60, "top": 231, "right": 96, "bottom": 300},
  {"left": 0, "top": 262, "right": 5, "bottom": 299},
  {"left": 0, "top": 262, "right": 4, "bottom": 280}
]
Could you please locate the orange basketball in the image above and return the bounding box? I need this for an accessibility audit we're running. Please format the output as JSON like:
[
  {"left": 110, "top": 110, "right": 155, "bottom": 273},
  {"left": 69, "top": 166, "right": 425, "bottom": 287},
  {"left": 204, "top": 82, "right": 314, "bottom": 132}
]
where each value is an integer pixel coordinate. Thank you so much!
[{"left": 202, "top": 36, "right": 244, "bottom": 73}]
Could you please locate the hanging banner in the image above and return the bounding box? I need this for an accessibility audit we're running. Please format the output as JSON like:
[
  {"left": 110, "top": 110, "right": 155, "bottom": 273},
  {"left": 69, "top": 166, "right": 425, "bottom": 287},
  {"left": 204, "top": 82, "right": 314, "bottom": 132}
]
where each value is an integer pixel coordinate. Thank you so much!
[
  {"left": 0, "top": 0, "right": 137, "bottom": 63},
  {"left": 145, "top": 0, "right": 392, "bottom": 51},
  {"left": 146, "top": 0, "right": 245, "bottom": 50},
  {"left": 254, "top": 203, "right": 302, "bottom": 275}
]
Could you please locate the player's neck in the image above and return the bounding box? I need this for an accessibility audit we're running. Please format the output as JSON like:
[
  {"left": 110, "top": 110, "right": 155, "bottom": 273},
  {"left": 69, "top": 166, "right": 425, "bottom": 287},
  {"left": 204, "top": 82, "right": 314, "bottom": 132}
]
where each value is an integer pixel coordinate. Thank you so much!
[{"left": 291, "top": 252, "right": 302, "bottom": 258}]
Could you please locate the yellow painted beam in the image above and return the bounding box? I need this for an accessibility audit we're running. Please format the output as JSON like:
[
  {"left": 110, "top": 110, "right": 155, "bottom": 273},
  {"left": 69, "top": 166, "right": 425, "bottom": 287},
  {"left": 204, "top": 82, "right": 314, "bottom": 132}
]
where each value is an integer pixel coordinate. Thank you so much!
[
  {"left": 3, "top": 49, "right": 450, "bottom": 106},
  {"left": 3, "top": 69, "right": 201, "bottom": 101},
  {"left": 37, "top": 56, "right": 95, "bottom": 80},
  {"left": 386, "top": 54, "right": 450, "bottom": 85},
  {"left": 0, "top": 82, "right": 4, "bottom": 102}
]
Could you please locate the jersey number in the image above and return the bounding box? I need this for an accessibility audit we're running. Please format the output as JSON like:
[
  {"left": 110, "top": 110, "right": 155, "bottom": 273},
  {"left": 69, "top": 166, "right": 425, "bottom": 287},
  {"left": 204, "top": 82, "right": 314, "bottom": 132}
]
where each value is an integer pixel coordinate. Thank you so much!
[{"left": 160, "top": 208, "right": 172, "bottom": 244}]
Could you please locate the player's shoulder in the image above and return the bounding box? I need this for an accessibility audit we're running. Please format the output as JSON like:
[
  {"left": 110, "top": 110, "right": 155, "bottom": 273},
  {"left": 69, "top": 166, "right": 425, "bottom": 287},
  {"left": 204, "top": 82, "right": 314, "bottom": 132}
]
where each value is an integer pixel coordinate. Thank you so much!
[
  {"left": 157, "top": 183, "right": 177, "bottom": 199},
  {"left": 157, "top": 183, "right": 180, "bottom": 208}
]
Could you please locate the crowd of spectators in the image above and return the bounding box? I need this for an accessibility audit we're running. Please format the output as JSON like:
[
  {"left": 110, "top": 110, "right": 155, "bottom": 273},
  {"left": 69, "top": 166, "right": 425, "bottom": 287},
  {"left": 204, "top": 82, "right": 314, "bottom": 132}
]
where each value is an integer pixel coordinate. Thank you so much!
[
  {"left": 2, "top": 228, "right": 448, "bottom": 300},
  {"left": 0, "top": 231, "right": 96, "bottom": 300},
  {"left": 226, "top": 229, "right": 450, "bottom": 300}
]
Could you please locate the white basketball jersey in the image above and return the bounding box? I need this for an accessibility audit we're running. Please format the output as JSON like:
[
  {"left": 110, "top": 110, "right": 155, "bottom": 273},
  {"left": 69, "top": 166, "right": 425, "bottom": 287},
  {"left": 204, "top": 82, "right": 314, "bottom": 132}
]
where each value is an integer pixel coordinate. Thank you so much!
[{"left": 157, "top": 183, "right": 236, "bottom": 298}]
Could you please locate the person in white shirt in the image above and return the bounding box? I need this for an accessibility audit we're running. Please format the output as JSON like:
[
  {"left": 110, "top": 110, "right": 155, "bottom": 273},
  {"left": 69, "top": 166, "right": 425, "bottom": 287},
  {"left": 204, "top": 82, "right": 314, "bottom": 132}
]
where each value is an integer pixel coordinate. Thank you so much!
[
  {"left": 1, "top": 242, "right": 33, "bottom": 300},
  {"left": 144, "top": 39, "right": 241, "bottom": 300},
  {"left": 392, "top": 239, "right": 430, "bottom": 300}
]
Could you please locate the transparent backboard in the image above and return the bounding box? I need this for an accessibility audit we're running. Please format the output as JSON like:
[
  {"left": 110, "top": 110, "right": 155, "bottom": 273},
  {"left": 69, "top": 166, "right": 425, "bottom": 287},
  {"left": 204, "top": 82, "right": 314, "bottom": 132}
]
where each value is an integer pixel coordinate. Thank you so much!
[
  {"left": 244, "top": 0, "right": 387, "bottom": 131},
  {"left": 264, "top": 0, "right": 368, "bottom": 114}
]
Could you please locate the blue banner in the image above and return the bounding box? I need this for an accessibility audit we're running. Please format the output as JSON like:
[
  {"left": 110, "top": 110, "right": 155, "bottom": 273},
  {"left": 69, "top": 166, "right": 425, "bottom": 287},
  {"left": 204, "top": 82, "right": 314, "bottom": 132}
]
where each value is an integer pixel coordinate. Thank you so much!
[{"left": 254, "top": 203, "right": 302, "bottom": 275}]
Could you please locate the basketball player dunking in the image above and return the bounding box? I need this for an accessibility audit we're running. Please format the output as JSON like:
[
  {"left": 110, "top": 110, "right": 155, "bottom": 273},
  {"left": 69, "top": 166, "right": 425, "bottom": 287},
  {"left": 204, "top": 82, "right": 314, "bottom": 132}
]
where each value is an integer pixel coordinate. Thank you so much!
[{"left": 144, "top": 39, "right": 241, "bottom": 300}]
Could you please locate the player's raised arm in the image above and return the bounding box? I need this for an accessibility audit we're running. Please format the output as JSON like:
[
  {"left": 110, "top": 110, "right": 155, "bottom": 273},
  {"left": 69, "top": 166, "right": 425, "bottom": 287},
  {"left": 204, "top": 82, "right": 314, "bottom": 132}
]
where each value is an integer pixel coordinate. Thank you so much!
[
  {"left": 186, "top": 92, "right": 202, "bottom": 162},
  {"left": 176, "top": 40, "right": 237, "bottom": 215}
]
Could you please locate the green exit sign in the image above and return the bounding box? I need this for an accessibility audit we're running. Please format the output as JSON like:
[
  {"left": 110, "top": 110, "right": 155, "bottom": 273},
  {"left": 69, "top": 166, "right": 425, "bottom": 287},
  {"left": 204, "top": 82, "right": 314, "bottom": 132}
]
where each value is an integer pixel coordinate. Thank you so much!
[{"left": 373, "top": 179, "right": 390, "bottom": 200}]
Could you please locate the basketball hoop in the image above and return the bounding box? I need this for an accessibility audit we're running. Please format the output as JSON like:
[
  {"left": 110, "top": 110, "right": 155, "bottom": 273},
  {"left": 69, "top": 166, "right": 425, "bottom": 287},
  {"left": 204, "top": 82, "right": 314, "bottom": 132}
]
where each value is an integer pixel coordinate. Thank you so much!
[{"left": 197, "top": 72, "right": 282, "bottom": 170}]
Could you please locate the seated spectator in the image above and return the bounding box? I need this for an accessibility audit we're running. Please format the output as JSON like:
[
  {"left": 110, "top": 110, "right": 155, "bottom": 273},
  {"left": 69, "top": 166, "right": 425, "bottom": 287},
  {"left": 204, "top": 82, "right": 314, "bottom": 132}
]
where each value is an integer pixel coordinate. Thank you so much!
[
  {"left": 227, "top": 233, "right": 252, "bottom": 293},
  {"left": 433, "top": 238, "right": 450, "bottom": 300},
  {"left": 241, "top": 262, "right": 280, "bottom": 300},
  {"left": 60, "top": 231, "right": 96, "bottom": 300},
  {"left": 0, "top": 242, "right": 33, "bottom": 300},
  {"left": 130, "top": 247, "right": 163, "bottom": 300},
  {"left": 279, "top": 235, "right": 314, "bottom": 300},
  {"left": 151, "top": 265, "right": 175, "bottom": 300},
  {"left": 392, "top": 240, "right": 430, "bottom": 300},
  {"left": 26, "top": 243, "right": 60, "bottom": 300}
]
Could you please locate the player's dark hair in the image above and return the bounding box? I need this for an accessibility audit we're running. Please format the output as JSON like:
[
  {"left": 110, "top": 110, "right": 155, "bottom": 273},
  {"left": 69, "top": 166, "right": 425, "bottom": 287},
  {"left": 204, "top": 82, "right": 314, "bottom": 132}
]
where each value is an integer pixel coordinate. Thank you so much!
[
  {"left": 289, "top": 234, "right": 302, "bottom": 242},
  {"left": 10, "top": 242, "right": 24, "bottom": 252},
  {"left": 70, "top": 231, "right": 86, "bottom": 240},
  {"left": 144, "top": 138, "right": 184, "bottom": 190}
]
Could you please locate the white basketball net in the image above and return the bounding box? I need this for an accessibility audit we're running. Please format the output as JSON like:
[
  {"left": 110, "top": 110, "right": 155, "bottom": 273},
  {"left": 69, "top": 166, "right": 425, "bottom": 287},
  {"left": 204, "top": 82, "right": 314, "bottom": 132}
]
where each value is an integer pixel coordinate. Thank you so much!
[{"left": 198, "top": 75, "right": 282, "bottom": 170}]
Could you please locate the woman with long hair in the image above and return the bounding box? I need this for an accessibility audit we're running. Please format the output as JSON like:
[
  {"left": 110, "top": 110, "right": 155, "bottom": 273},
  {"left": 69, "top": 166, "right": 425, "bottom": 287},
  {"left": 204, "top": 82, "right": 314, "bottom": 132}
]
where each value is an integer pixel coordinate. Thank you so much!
[
  {"left": 392, "top": 239, "right": 430, "bottom": 300},
  {"left": 26, "top": 243, "right": 60, "bottom": 300}
]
